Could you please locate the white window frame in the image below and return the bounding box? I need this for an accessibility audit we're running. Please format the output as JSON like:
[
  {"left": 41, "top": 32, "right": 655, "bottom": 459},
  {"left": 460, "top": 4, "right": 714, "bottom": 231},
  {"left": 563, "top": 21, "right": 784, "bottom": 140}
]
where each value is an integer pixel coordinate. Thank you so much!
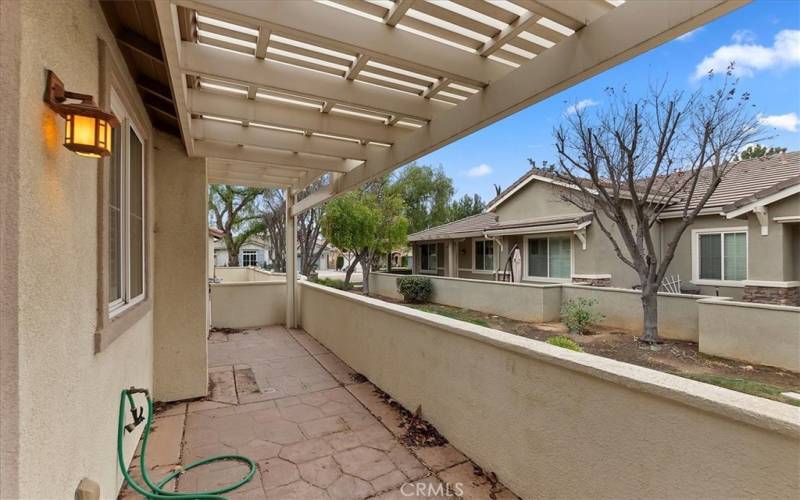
[
  {"left": 472, "top": 238, "right": 495, "bottom": 274},
  {"left": 109, "top": 91, "right": 146, "bottom": 317},
  {"left": 522, "top": 234, "right": 574, "bottom": 283},
  {"left": 242, "top": 249, "right": 258, "bottom": 267},
  {"left": 691, "top": 227, "right": 748, "bottom": 287},
  {"left": 419, "top": 243, "right": 438, "bottom": 274}
]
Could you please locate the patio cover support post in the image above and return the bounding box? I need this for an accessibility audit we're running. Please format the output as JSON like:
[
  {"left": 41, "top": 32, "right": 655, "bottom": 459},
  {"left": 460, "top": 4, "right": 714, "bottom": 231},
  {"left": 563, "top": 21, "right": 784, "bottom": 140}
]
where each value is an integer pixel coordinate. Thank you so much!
[
  {"left": 447, "top": 240, "right": 458, "bottom": 277},
  {"left": 286, "top": 190, "right": 297, "bottom": 328}
]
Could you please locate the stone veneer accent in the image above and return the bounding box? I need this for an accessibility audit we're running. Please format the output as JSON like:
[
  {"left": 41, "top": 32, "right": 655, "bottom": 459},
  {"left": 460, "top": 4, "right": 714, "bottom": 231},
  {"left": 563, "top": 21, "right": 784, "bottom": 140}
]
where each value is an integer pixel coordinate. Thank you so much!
[
  {"left": 742, "top": 285, "right": 800, "bottom": 307},
  {"left": 572, "top": 276, "right": 612, "bottom": 287}
]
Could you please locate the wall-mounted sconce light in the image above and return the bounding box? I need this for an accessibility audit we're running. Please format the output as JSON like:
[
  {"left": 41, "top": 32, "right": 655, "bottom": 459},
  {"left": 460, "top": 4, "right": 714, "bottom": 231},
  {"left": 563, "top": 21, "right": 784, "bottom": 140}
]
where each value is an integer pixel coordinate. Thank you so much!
[{"left": 44, "top": 70, "right": 119, "bottom": 158}]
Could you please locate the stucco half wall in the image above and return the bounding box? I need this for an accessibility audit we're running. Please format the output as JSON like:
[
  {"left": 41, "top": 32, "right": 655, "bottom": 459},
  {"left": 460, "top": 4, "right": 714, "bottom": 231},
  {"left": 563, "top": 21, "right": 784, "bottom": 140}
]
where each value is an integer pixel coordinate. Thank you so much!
[
  {"left": 371, "top": 272, "right": 562, "bottom": 322},
  {"left": 299, "top": 282, "right": 800, "bottom": 499},
  {"left": 699, "top": 298, "right": 800, "bottom": 371},
  {"left": 210, "top": 281, "right": 287, "bottom": 329}
]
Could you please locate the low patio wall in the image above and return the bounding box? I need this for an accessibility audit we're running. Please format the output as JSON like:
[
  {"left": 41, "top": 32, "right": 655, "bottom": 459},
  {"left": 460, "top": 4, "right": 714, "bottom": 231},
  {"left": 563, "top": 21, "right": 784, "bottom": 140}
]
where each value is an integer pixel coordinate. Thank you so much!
[
  {"left": 371, "top": 272, "right": 710, "bottom": 339},
  {"left": 699, "top": 298, "right": 800, "bottom": 371},
  {"left": 299, "top": 282, "right": 800, "bottom": 499},
  {"left": 370, "top": 272, "right": 562, "bottom": 322},
  {"left": 210, "top": 281, "right": 286, "bottom": 328},
  {"left": 561, "top": 284, "right": 713, "bottom": 342},
  {"left": 213, "top": 266, "right": 285, "bottom": 283}
]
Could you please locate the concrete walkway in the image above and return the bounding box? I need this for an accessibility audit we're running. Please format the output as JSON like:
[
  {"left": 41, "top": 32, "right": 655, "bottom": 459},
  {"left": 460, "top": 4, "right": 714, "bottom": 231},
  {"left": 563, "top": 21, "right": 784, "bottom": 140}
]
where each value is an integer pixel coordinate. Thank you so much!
[{"left": 121, "top": 326, "right": 518, "bottom": 499}]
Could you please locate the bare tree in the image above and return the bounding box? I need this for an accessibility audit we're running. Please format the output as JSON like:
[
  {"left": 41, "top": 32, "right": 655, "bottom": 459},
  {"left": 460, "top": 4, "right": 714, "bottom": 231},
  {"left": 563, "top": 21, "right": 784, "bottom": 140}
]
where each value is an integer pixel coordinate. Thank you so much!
[
  {"left": 550, "top": 72, "right": 762, "bottom": 343},
  {"left": 261, "top": 189, "right": 286, "bottom": 272},
  {"left": 260, "top": 182, "right": 328, "bottom": 276}
]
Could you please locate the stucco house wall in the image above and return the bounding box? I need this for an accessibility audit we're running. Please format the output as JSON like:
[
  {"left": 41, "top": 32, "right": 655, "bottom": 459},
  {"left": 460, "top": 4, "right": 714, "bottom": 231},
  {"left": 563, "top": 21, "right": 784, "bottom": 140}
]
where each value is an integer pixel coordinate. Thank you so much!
[{"left": 2, "top": 1, "right": 156, "bottom": 497}]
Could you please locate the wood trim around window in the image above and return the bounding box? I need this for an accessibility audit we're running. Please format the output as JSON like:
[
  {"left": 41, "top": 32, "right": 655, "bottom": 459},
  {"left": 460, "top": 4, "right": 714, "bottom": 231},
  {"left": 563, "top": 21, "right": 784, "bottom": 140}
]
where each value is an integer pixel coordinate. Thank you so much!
[{"left": 95, "top": 38, "right": 154, "bottom": 352}]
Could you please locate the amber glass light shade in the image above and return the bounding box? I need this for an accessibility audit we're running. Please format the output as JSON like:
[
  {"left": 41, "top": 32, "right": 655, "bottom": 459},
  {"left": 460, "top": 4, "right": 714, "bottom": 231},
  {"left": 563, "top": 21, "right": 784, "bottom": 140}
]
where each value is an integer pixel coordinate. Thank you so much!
[{"left": 64, "top": 113, "right": 113, "bottom": 158}]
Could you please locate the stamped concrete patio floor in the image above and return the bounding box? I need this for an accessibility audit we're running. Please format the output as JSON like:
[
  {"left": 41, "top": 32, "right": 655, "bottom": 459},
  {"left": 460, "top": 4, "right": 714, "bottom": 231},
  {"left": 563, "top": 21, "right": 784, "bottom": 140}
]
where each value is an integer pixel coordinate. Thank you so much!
[{"left": 121, "top": 326, "right": 518, "bottom": 499}]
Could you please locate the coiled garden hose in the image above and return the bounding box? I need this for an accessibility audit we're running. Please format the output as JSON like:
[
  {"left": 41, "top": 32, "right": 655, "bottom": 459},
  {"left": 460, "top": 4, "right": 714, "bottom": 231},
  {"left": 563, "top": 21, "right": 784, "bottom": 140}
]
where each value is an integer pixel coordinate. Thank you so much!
[{"left": 117, "top": 387, "right": 256, "bottom": 499}]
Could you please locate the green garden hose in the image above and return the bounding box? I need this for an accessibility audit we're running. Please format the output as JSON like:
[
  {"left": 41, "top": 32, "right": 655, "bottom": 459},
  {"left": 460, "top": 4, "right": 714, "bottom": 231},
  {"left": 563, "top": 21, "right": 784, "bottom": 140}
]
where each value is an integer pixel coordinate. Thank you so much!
[{"left": 117, "top": 387, "right": 256, "bottom": 499}]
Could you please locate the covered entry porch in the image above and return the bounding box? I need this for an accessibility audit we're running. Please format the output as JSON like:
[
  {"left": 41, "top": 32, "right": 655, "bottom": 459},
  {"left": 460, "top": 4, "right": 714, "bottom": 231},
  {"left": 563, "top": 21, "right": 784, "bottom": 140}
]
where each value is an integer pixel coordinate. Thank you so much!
[{"left": 6, "top": 1, "right": 797, "bottom": 499}]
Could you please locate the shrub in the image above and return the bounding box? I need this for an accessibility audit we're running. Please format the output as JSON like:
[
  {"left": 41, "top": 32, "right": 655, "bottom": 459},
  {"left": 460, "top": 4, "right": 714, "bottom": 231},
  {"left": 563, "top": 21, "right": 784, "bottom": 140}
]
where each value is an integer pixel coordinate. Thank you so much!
[
  {"left": 397, "top": 276, "right": 433, "bottom": 303},
  {"left": 312, "top": 277, "right": 353, "bottom": 290},
  {"left": 560, "top": 297, "right": 603, "bottom": 334},
  {"left": 546, "top": 336, "right": 583, "bottom": 352}
]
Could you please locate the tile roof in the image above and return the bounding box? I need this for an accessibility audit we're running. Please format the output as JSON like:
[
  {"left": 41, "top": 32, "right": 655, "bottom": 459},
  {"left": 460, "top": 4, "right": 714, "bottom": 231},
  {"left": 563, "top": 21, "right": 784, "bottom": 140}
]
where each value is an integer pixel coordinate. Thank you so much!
[
  {"left": 662, "top": 151, "right": 800, "bottom": 215},
  {"left": 407, "top": 212, "right": 497, "bottom": 242}
]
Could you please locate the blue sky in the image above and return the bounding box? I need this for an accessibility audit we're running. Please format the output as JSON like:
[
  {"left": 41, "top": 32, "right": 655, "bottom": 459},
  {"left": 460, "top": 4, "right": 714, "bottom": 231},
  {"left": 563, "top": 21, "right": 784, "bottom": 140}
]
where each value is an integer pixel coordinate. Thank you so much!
[{"left": 414, "top": 0, "right": 800, "bottom": 202}]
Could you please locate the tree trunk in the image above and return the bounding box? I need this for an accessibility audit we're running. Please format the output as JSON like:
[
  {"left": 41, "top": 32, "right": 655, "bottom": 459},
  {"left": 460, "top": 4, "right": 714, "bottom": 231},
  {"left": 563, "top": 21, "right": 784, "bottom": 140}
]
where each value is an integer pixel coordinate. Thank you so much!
[
  {"left": 227, "top": 247, "right": 239, "bottom": 266},
  {"left": 640, "top": 285, "right": 660, "bottom": 343},
  {"left": 361, "top": 253, "right": 372, "bottom": 296},
  {"left": 343, "top": 256, "right": 360, "bottom": 286}
]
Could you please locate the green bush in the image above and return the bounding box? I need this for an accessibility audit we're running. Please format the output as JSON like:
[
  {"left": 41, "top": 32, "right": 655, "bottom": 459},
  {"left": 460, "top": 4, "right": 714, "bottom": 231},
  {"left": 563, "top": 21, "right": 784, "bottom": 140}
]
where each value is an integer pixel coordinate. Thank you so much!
[
  {"left": 560, "top": 297, "right": 603, "bottom": 334},
  {"left": 397, "top": 276, "right": 433, "bottom": 303},
  {"left": 546, "top": 336, "right": 583, "bottom": 352},
  {"left": 312, "top": 277, "right": 353, "bottom": 290}
]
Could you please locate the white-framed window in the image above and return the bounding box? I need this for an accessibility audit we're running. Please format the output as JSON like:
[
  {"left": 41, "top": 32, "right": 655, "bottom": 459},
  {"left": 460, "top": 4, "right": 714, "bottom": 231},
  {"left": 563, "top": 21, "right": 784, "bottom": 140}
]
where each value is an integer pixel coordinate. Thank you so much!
[
  {"left": 473, "top": 238, "right": 494, "bottom": 272},
  {"left": 692, "top": 227, "right": 747, "bottom": 285},
  {"left": 242, "top": 249, "right": 258, "bottom": 267},
  {"left": 108, "top": 93, "right": 146, "bottom": 316},
  {"left": 420, "top": 243, "right": 438, "bottom": 272},
  {"left": 524, "top": 235, "right": 572, "bottom": 281}
]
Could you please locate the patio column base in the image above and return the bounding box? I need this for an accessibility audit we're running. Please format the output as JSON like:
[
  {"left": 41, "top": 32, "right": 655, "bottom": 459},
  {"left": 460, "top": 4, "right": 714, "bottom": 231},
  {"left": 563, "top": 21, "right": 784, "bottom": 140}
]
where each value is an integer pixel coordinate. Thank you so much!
[{"left": 741, "top": 281, "right": 800, "bottom": 306}]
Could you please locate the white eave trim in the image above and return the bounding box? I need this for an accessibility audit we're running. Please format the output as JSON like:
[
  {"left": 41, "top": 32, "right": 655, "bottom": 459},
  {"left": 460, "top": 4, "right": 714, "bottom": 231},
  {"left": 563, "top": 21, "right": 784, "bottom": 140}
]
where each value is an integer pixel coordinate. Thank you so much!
[
  {"left": 774, "top": 216, "right": 800, "bottom": 223},
  {"left": 724, "top": 183, "right": 800, "bottom": 219},
  {"left": 484, "top": 220, "right": 591, "bottom": 237},
  {"left": 486, "top": 174, "right": 579, "bottom": 212}
]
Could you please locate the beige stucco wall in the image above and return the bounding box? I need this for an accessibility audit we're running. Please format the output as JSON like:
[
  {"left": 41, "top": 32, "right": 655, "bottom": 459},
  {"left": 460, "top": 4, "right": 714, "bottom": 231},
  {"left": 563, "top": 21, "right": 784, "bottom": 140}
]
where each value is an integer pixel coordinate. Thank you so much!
[
  {"left": 210, "top": 282, "right": 287, "bottom": 328},
  {"left": 699, "top": 298, "right": 800, "bottom": 371},
  {"left": 493, "top": 178, "right": 583, "bottom": 221},
  {"left": 153, "top": 133, "right": 208, "bottom": 402},
  {"left": 5, "top": 1, "right": 154, "bottom": 497},
  {"left": 300, "top": 282, "right": 800, "bottom": 499},
  {"left": 371, "top": 272, "right": 562, "bottom": 322},
  {"left": 561, "top": 285, "right": 713, "bottom": 342},
  {"left": 746, "top": 194, "right": 799, "bottom": 282}
]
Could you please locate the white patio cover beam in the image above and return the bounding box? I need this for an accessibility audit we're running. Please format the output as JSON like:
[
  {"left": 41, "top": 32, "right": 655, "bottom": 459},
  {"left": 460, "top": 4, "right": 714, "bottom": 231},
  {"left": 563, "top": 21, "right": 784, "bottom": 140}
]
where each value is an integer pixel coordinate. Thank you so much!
[
  {"left": 194, "top": 141, "right": 362, "bottom": 173},
  {"left": 191, "top": 119, "right": 374, "bottom": 161},
  {"left": 180, "top": 42, "right": 447, "bottom": 121},
  {"left": 291, "top": 0, "right": 745, "bottom": 215},
  {"left": 177, "top": 0, "right": 508, "bottom": 86},
  {"left": 188, "top": 90, "right": 406, "bottom": 144}
]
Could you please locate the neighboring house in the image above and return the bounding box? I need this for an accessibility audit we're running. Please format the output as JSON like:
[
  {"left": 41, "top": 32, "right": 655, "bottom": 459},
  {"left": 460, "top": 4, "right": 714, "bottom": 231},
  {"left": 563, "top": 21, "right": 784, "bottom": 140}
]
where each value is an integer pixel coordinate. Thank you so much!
[
  {"left": 208, "top": 228, "right": 224, "bottom": 278},
  {"left": 409, "top": 152, "right": 800, "bottom": 305},
  {"left": 214, "top": 236, "right": 271, "bottom": 268}
]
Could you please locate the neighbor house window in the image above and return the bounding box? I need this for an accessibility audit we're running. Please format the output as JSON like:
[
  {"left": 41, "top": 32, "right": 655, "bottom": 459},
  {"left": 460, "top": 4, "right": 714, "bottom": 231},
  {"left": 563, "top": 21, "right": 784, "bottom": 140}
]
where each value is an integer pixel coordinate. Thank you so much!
[
  {"left": 420, "top": 243, "right": 437, "bottom": 272},
  {"left": 526, "top": 236, "right": 571, "bottom": 279},
  {"left": 474, "top": 239, "right": 494, "bottom": 271},
  {"left": 242, "top": 249, "right": 258, "bottom": 267},
  {"left": 694, "top": 229, "right": 747, "bottom": 282},
  {"left": 108, "top": 99, "right": 146, "bottom": 315}
]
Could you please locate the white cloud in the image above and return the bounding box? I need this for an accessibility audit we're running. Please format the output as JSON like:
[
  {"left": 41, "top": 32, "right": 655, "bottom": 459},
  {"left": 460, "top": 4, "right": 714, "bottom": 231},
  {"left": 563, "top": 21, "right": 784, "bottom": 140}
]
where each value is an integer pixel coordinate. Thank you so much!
[
  {"left": 692, "top": 29, "right": 800, "bottom": 80},
  {"left": 731, "top": 29, "right": 756, "bottom": 44},
  {"left": 466, "top": 164, "right": 493, "bottom": 177},
  {"left": 676, "top": 27, "right": 704, "bottom": 42},
  {"left": 758, "top": 112, "right": 799, "bottom": 132},
  {"left": 565, "top": 99, "right": 599, "bottom": 115}
]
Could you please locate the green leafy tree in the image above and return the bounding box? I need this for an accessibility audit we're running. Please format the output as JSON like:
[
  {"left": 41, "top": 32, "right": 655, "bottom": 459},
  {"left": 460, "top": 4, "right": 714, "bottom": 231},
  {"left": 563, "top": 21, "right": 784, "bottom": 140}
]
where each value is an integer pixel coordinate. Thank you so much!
[
  {"left": 448, "top": 193, "right": 485, "bottom": 221},
  {"left": 737, "top": 144, "right": 786, "bottom": 160},
  {"left": 209, "top": 185, "right": 264, "bottom": 266},
  {"left": 389, "top": 164, "right": 454, "bottom": 233},
  {"left": 321, "top": 185, "right": 408, "bottom": 294}
]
